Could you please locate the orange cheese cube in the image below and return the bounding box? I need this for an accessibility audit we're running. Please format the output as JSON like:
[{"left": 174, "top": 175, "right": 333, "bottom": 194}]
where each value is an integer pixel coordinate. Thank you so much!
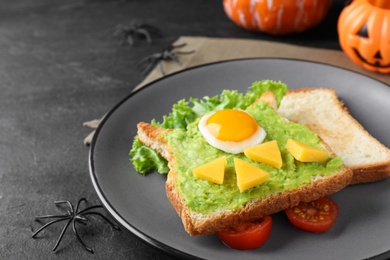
[
  {"left": 285, "top": 139, "right": 329, "bottom": 163},
  {"left": 192, "top": 156, "right": 226, "bottom": 184},
  {"left": 244, "top": 140, "right": 282, "bottom": 168},
  {"left": 234, "top": 158, "right": 269, "bottom": 192}
]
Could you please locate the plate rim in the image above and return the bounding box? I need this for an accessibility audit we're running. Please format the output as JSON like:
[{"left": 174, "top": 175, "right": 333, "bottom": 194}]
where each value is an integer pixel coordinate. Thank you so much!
[{"left": 88, "top": 57, "right": 390, "bottom": 259}]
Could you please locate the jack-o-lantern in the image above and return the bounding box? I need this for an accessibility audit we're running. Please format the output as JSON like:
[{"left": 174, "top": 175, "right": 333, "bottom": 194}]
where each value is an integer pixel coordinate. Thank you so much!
[
  {"left": 338, "top": 0, "right": 390, "bottom": 74},
  {"left": 223, "top": 0, "right": 332, "bottom": 35}
]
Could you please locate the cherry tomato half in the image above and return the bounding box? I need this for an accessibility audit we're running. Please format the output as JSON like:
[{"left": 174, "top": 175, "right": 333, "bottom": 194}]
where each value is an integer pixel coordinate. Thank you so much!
[
  {"left": 285, "top": 196, "right": 339, "bottom": 233},
  {"left": 217, "top": 216, "right": 272, "bottom": 250}
]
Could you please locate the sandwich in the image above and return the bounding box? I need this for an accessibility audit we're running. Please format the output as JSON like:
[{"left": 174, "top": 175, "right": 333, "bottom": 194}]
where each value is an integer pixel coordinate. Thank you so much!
[
  {"left": 130, "top": 80, "right": 352, "bottom": 236},
  {"left": 278, "top": 88, "right": 390, "bottom": 185}
]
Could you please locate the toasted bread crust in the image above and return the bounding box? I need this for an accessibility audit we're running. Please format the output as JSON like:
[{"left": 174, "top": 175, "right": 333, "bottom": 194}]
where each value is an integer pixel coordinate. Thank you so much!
[
  {"left": 137, "top": 122, "right": 352, "bottom": 236},
  {"left": 167, "top": 164, "right": 351, "bottom": 236},
  {"left": 349, "top": 164, "right": 390, "bottom": 184},
  {"left": 137, "top": 122, "right": 173, "bottom": 161},
  {"left": 278, "top": 88, "right": 390, "bottom": 185}
]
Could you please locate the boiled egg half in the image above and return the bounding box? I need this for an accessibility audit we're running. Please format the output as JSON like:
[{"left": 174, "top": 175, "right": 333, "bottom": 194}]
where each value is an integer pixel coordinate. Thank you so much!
[{"left": 198, "top": 109, "right": 266, "bottom": 154}]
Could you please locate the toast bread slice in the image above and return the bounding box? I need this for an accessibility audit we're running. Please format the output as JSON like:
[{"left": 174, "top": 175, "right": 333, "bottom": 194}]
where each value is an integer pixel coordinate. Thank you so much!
[
  {"left": 278, "top": 88, "right": 390, "bottom": 185},
  {"left": 137, "top": 106, "right": 352, "bottom": 236}
]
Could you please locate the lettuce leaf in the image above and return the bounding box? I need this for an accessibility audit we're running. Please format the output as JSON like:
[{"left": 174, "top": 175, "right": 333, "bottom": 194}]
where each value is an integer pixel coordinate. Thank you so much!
[
  {"left": 129, "top": 80, "right": 288, "bottom": 175},
  {"left": 129, "top": 137, "right": 169, "bottom": 175}
]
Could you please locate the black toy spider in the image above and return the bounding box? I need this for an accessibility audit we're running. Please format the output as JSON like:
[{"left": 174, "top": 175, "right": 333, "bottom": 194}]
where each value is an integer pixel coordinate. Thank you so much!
[
  {"left": 112, "top": 21, "right": 160, "bottom": 46},
  {"left": 32, "top": 198, "right": 120, "bottom": 253},
  {"left": 137, "top": 42, "right": 195, "bottom": 75}
]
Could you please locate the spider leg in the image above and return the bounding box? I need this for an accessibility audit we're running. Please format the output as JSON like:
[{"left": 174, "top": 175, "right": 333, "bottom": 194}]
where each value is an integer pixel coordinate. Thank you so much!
[
  {"left": 75, "top": 198, "right": 88, "bottom": 212},
  {"left": 175, "top": 50, "right": 195, "bottom": 55},
  {"left": 54, "top": 200, "right": 74, "bottom": 215},
  {"left": 170, "top": 43, "right": 195, "bottom": 57},
  {"left": 75, "top": 199, "right": 102, "bottom": 224},
  {"left": 141, "top": 53, "right": 162, "bottom": 63},
  {"left": 73, "top": 219, "right": 94, "bottom": 253},
  {"left": 75, "top": 215, "right": 89, "bottom": 225},
  {"left": 170, "top": 54, "right": 182, "bottom": 66},
  {"left": 162, "top": 51, "right": 181, "bottom": 66},
  {"left": 78, "top": 205, "right": 102, "bottom": 214},
  {"left": 35, "top": 214, "right": 70, "bottom": 220},
  {"left": 137, "top": 55, "right": 161, "bottom": 74},
  {"left": 138, "top": 63, "right": 152, "bottom": 74},
  {"left": 32, "top": 217, "right": 70, "bottom": 238},
  {"left": 136, "top": 28, "right": 152, "bottom": 44},
  {"left": 158, "top": 61, "right": 165, "bottom": 75},
  {"left": 75, "top": 199, "right": 97, "bottom": 224},
  {"left": 127, "top": 35, "right": 135, "bottom": 46},
  {"left": 148, "top": 61, "right": 160, "bottom": 74},
  {"left": 171, "top": 42, "right": 188, "bottom": 49},
  {"left": 143, "top": 24, "right": 161, "bottom": 36},
  {"left": 54, "top": 200, "right": 72, "bottom": 205},
  {"left": 112, "top": 29, "right": 130, "bottom": 46},
  {"left": 81, "top": 212, "right": 120, "bottom": 230},
  {"left": 52, "top": 218, "right": 73, "bottom": 252}
]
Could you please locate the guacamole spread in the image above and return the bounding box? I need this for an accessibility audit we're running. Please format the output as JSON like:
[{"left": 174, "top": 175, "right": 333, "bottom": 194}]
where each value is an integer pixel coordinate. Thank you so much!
[
  {"left": 165, "top": 102, "right": 343, "bottom": 214},
  {"left": 130, "top": 80, "right": 343, "bottom": 215}
]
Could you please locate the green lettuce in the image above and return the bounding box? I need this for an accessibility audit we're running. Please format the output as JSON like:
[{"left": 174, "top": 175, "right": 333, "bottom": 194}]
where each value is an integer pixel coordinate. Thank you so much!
[
  {"left": 129, "top": 137, "right": 169, "bottom": 174},
  {"left": 129, "top": 80, "right": 288, "bottom": 175}
]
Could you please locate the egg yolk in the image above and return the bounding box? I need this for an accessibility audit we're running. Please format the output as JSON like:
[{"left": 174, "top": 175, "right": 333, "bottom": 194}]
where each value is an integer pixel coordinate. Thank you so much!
[{"left": 205, "top": 110, "right": 259, "bottom": 142}]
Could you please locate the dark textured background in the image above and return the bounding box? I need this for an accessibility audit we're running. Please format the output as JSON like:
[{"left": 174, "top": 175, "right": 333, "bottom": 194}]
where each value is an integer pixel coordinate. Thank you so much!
[{"left": 1, "top": 0, "right": 348, "bottom": 259}]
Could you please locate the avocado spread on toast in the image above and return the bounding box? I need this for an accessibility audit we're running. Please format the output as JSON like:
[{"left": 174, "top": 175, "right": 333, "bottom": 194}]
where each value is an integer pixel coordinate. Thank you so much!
[{"left": 130, "top": 80, "right": 344, "bottom": 214}]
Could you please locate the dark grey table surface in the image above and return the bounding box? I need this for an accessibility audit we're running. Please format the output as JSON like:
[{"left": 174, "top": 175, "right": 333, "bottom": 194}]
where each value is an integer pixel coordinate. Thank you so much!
[{"left": 0, "top": 0, "right": 357, "bottom": 259}]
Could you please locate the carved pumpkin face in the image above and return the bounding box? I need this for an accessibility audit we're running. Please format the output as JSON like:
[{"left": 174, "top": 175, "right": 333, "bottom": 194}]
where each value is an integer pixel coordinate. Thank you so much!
[
  {"left": 338, "top": 0, "right": 390, "bottom": 73},
  {"left": 223, "top": 0, "right": 332, "bottom": 35}
]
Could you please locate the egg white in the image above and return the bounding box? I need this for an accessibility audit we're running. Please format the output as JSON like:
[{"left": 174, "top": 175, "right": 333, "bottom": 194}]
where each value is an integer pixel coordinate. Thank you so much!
[{"left": 198, "top": 111, "right": 267, "bottom": 154}]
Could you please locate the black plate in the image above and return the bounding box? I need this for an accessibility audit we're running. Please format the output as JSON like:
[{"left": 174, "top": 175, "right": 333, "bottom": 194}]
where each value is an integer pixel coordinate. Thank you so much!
[{"left": 89, "top": 58, "right": 390, "bottom": 260}]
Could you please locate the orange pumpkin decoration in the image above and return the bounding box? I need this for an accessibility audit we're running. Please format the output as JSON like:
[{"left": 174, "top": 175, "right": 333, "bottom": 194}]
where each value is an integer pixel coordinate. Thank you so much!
[
  {"left": 223, "top": 0, "right": 332, "bottom": 35},
  {"left": 338, "top": 0, "right": 390, "bottom": 74}
]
